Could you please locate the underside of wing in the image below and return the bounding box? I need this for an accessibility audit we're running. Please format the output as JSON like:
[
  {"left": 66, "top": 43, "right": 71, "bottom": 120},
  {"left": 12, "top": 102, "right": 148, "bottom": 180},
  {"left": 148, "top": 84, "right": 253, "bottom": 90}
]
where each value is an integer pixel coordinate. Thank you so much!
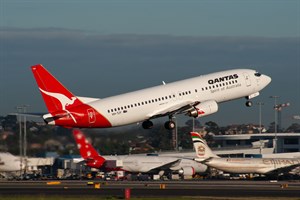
[
  {"left": 147, "top": 159, "right": 182, "bottom": 173},
  {"left": 147, "top": 101, "right": 200, "bottom": 119},
  {"left": 267, "top": 163, "right": 300, "bottom": 175}
]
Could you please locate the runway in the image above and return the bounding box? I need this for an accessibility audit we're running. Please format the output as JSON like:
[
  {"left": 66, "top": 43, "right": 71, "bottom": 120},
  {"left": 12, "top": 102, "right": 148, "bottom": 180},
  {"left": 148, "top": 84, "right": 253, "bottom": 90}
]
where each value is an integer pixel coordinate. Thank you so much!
[{"left": 0, "top": 180, "right": 300, "bottom": 198}]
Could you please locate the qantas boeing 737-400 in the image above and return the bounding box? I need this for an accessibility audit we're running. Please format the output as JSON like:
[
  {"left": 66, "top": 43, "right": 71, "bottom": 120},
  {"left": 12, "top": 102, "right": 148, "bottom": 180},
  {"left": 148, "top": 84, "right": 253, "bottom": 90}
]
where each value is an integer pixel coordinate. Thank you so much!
[{"left": 31, "top": 64, "right": 271, "bottom": 129}]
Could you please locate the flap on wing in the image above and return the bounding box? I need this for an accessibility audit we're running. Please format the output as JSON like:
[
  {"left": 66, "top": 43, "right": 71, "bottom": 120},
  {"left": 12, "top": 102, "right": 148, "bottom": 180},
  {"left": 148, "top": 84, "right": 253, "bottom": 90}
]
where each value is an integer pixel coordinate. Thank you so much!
[
  {"left": 268, "top": 163, "right": 300, "bottom": 174},
  {"left": 148, "top": 159, "right": 182, "bottom": 172},
  {"left": 147, "top": 101, "right": 200, "bottom": 119}
]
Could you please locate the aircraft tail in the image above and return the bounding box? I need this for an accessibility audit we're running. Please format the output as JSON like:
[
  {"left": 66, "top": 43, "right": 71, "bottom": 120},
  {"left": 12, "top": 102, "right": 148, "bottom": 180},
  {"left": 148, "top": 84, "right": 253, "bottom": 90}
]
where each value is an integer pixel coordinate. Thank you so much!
[
  {"left": 72, "top": 129, "right": 105, "bottom": 168},
  {"left": 190, "top": 132, "right": 219, "bottom": 161},
  {"left": 31, "top": 64, "right": 83, "bottom": 113}
]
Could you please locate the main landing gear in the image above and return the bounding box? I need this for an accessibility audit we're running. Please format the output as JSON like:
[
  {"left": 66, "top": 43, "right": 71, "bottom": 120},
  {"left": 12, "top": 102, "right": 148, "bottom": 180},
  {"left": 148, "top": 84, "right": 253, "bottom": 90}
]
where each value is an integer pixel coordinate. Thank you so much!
[
  {"left": 142, "top": 120, "right": 153, "bottom": 129},
  {"left": 142, "top": 117, "right": 176, "bottom": 130},
  {"left": 164, "top": 120, "right": 176, "bottom": 130}
]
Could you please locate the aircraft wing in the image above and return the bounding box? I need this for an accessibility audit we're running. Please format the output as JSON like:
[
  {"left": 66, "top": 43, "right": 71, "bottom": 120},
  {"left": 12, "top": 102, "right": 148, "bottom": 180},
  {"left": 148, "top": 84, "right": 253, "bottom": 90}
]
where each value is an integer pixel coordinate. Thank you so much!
[
  {"left": 268, "top": 163, "right": 300, "bottom": 175},
  {"left": 147, "top": 101, "right": 200, "bottom": 119},
  {"left": 147, "top": 159, "right": 182, "bottom": 173}
]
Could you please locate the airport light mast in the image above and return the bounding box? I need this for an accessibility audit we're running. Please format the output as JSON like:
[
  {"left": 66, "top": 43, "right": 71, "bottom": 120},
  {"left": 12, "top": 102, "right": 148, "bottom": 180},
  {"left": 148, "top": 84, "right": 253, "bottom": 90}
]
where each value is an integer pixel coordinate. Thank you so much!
[
  {"left": 256, "top": 102, "right": 264, "bottom": 133},
  {"left": 22, "top": 105, "right": 30, "bottom": 175},
  {"left": 15, "top": 106, "right": 23, "bottom": 176},
  {"left": 274, "top": 102, "right": 290, "bottom": 132},
  {"left": 15, "top": 104, "right": 30, "bottom": 177},
  {"left": 269, "top": 95, "right": 279, "bottom": 153}
]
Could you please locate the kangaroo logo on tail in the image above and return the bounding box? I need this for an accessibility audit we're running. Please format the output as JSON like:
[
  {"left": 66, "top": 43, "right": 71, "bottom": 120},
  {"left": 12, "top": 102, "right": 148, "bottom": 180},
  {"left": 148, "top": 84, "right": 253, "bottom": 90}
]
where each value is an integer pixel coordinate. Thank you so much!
[{"left": 39, "top": 88, "right": 78, "bottom": 123}]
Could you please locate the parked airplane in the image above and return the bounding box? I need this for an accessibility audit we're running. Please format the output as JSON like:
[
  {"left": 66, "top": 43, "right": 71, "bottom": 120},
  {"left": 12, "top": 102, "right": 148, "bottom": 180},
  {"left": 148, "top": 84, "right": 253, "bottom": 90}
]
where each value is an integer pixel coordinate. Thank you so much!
[
  {"left": 73, "top": 129, "right": 207, "bottom": 176},
  {"left": 191, "top": 132, "right": 300, "bottom": 175},
  {"left": 0, "top": 152, "right": 24, "bottom": 172},
  {"left": 31, "top": 64, "right": 271, "bottom": 129}
]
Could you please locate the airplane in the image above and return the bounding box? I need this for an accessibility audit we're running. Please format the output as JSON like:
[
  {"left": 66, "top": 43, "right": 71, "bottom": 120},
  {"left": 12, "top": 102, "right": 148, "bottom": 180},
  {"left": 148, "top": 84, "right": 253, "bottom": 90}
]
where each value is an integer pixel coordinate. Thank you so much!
[
  {"left": 31, "top": 64, "right": 271, "bottom": 129},
  {"left": 190, "top": 132, "right": 300, "bottom": 175},
  {"left": 0, "top": 152, "right": 24, "bottom": 172},
  {"left": 72, "top": 129, "right": 207, "bottom": 176}
]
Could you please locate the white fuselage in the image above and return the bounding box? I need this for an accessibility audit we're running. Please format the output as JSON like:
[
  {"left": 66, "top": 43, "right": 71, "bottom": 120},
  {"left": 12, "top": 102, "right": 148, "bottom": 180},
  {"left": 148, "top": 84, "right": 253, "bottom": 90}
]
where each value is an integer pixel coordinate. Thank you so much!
[
  {"left": 83, "top": 69, "right": 270, "bottom": 127},
  {"left": 0, "top": 152, "right": 24, "bottom": 172},
  {"left": 103, "top": 155, "right": 207, "bottom": 174},
  {"left": 206, "top": 158, "right": 300, "bottom": 174}
]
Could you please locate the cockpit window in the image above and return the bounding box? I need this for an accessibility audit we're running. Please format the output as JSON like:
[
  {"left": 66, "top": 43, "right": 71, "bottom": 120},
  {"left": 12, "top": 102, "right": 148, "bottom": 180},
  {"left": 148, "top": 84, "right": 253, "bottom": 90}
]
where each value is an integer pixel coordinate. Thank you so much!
[{"left": 255, "top": 72, "right": 261, "bottom": 77}]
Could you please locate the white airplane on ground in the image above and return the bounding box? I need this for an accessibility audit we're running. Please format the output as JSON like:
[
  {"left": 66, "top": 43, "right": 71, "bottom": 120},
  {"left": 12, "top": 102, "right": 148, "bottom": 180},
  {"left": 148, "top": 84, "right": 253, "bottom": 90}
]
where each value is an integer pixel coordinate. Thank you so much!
[
  {"left": 0, "top": 152, "right": 24, "bottom": 172},
  {"left": 73, "top": 129, "right": 207, "bottom": 176},
  {"left": 31, "top": 64, "right": 271, "bottom": 129},
  {"left": 191, "top": 132, "right": 300, "bottom": 175}
]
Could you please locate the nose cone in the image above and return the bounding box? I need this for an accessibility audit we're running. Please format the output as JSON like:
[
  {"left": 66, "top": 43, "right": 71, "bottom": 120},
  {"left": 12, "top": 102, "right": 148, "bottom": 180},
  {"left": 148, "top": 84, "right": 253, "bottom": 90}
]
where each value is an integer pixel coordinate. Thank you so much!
[{"left": 264, "top": 75, "right": 272, "bottom": 86}]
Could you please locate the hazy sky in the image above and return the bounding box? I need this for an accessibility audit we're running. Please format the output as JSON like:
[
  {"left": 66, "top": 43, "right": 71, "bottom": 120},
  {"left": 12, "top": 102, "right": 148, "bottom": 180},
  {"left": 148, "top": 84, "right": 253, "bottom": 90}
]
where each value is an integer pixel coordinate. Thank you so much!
[{"left": 0, "top": 0, "right": 299, "bottom": 129}]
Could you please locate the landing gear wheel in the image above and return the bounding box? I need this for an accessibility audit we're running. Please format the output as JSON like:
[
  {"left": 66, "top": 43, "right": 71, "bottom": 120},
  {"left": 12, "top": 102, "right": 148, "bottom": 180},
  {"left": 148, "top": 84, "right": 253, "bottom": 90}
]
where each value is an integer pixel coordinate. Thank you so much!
[
  {"left": 142, "top": 120, "right": 153, "bottom": 129},
  {"left": 246, "top": 101, "right": 253, "bottom": 107},
  {"left": 164, "top": 121, "right": 176, "bottom": 130}
]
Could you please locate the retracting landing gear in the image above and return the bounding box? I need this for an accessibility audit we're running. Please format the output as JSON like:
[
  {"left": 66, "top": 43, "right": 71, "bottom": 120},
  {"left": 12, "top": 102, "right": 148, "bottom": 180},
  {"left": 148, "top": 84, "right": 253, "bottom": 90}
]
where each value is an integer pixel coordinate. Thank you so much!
[
  {"left": 245, "top": 101, "right": 253, "bottom": 107},
  {"left": 164, "top": 116, "right": 176, "bottom": 130},
  {"left": 164, "top": 120, "right": 176, "bottom": 130},
  {"left": 142, "top": 117, "right": 176, "bottom": 130},
  {"left": 142, "top": 120, "right": 153, "bottom": 129}
]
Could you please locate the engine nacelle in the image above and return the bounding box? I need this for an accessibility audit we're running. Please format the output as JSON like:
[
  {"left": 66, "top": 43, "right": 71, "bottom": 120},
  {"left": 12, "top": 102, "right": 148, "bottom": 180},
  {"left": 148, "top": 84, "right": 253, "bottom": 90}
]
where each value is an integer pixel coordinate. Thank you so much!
[
  {"left": 188, "top": 100, "right": 218, "bottom": 118},
  {"left": 178, "top": 167, "right": 195, "bottom": 176}
]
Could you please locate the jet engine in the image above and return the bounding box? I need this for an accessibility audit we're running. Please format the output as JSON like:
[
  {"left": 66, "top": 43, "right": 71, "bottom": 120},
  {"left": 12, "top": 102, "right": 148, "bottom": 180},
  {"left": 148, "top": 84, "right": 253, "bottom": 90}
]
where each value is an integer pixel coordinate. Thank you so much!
[
  {"left": 178, "top": 167, "right": 195, "bottom": 176},
  {"left": 187, "top": 100, "right": 218, "bottom": 118}
]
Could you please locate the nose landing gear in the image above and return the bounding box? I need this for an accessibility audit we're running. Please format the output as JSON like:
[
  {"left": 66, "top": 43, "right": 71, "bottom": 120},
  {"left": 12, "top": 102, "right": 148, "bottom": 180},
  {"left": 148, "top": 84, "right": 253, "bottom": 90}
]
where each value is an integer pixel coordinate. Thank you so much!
[{"left": 246, "top": 101, "right": 253, "bottom": 107}]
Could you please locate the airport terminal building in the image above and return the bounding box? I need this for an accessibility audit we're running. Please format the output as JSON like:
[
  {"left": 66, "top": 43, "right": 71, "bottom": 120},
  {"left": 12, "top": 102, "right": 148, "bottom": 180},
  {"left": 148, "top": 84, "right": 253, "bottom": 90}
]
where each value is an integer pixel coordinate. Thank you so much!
[{"left": 213, "top": 133, "right": 300, "bottom": 154}]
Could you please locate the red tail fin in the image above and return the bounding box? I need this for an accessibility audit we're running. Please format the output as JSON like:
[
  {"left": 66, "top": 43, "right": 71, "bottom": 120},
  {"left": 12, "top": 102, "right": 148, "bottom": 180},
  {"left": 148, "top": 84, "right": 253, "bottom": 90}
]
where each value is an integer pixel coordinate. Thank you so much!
[
  {"left": 72, "top": 129, "right": 105, "bottom": 168},
  {"left": 31, "top": 64, "right": 82, "bottom": 113}
]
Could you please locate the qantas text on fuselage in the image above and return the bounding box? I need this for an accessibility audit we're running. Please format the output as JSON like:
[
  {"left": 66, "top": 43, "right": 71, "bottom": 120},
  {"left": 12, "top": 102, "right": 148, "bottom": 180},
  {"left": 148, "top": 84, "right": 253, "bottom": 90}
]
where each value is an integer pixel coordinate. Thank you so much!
[{"left": 31, "top": 64, "right": 271, "bottom": 129}]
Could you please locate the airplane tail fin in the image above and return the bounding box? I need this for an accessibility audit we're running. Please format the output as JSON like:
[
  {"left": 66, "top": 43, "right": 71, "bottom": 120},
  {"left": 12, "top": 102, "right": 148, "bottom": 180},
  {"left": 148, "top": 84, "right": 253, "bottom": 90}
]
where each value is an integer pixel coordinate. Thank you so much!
[
  {"left": 72, "top": 129, "right": 105, "bottom": 168},
  {"left": 31, "top": 64, "right": 82, "bottom": 113},
  {"left": 190, "top": 132, "right": 218, "bottom": 161}
]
